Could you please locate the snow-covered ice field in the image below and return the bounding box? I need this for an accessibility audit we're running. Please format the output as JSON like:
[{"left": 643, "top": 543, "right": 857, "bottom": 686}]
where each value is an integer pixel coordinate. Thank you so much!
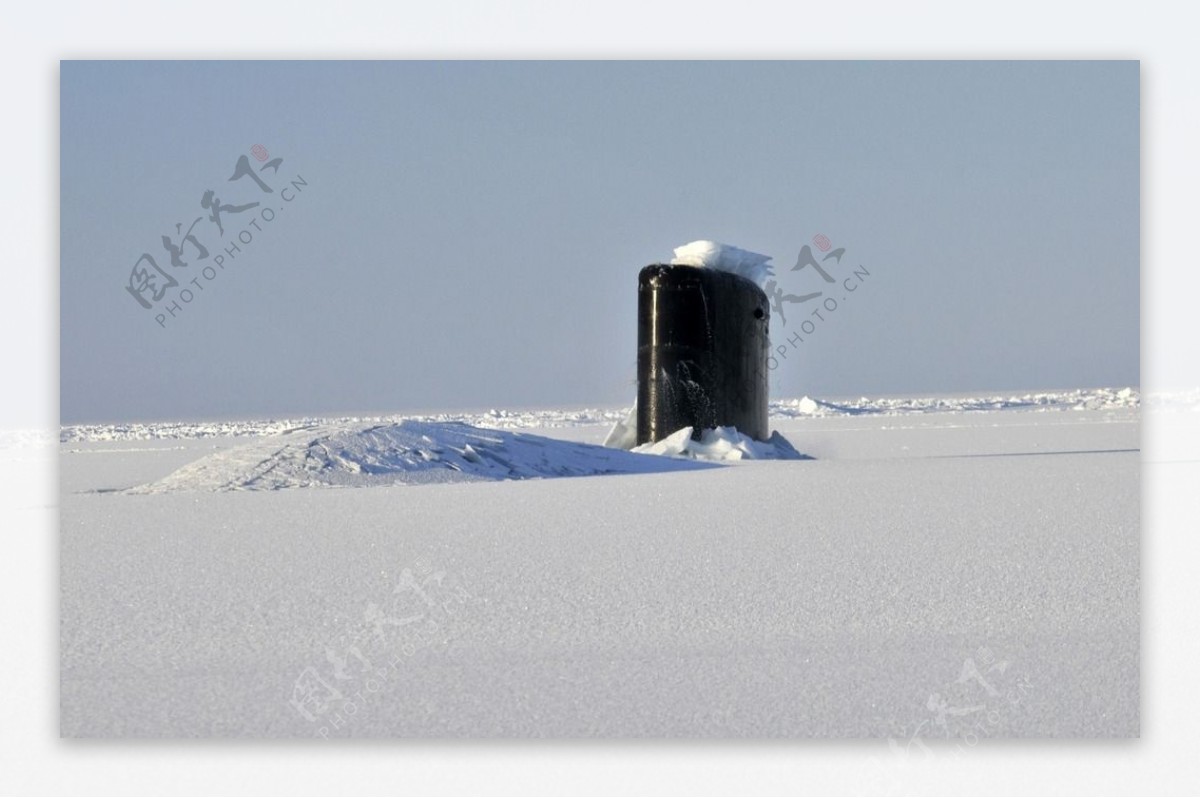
[{"left": 59, "top": 389, "right": 1140, "bottom": 738}]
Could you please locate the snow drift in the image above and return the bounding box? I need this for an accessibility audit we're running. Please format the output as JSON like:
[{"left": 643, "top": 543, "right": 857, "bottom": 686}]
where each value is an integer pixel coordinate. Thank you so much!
[{"left": 126, "top": 420, "right": 740, "bottom": 493}]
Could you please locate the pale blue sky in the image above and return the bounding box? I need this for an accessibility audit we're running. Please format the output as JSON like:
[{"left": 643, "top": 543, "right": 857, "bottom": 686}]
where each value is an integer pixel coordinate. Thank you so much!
[{"left": 60, "top": 60, "right": 1138, "bottom": 423}]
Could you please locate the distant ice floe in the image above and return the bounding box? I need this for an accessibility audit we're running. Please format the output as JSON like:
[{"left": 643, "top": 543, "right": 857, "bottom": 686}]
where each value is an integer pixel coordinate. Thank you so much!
[
  {"left": 771, "top": 387, "right": 1141, "bottom": 419},
  {"left": 669, "top": 240, "right": 774, "bottom": 289},
  {"left": 127, "top": 420, "right": 720, "bottom": 493},
  {"left": 61, "top": 407, "right": 630, "bottom": 444},
  {"left": 61, "top": 387, "right": 1144, "bottom": 445}
]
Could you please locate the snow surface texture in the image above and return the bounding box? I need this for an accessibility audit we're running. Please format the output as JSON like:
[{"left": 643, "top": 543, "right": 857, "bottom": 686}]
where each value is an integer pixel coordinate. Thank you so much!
[
  {"left": 669, "top": 240, "right": 774, "bottom": 288},
  {"left": 61, "top": 390, "right": 1139, "bottom": 738}
]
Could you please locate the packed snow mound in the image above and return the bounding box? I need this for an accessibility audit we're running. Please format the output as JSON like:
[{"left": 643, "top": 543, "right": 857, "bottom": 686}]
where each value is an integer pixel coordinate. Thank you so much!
[
  {"left": 599, "top": 399, "right": 807, "bottom": 460},
  {"left": 127, "top": 420, "right": 719, "bottom": 493},
  {"left": 632, "top": 426, "right": 810, "bottom": 461},
  {"left": 670, "top": 240, "right": 774, "bottom": 288}
]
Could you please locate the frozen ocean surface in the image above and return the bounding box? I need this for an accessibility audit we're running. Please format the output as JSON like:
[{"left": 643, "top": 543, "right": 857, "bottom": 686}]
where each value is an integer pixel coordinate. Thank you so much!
[{"left": 59, "top": 389, "right": 1140, "bottom": 737}]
